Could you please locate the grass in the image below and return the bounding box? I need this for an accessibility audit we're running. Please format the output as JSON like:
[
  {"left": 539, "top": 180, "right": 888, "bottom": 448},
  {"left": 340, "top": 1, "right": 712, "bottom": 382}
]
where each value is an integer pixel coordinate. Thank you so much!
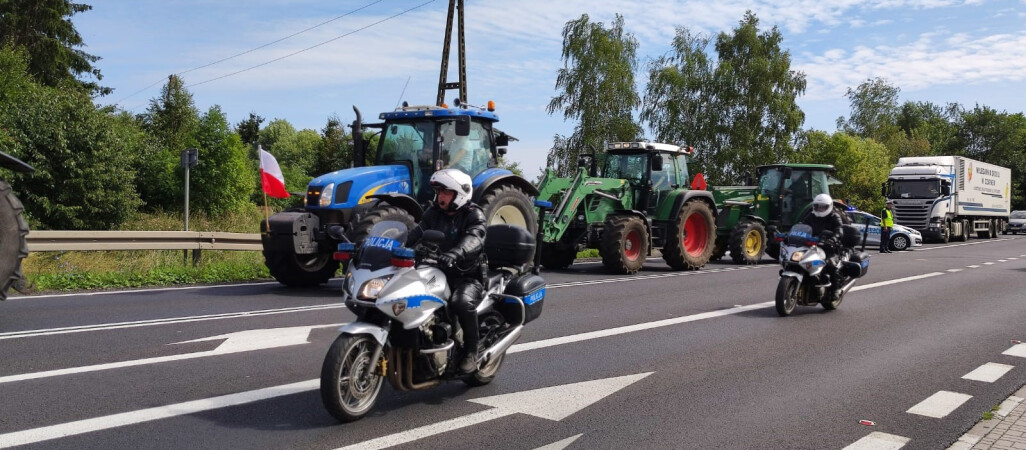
[
  {"left": 982, "top": 404, "right": 1002, "bottom": 420},
  {"left": 21, "top": 206, "right": 273, "bottom": 293}
]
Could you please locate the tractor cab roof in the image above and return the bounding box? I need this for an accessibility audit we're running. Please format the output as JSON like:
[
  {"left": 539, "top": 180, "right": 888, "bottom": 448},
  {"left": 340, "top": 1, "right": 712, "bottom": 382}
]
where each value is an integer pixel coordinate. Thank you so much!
[
  {"left": 379, "top": 103, "right": 499, "bottom": 122},
  {"left": 606, "top": 142, "right": 694, "bottom": 155},
  {"left": 757, "top": 163, "right": 835, "bottom": 172}
]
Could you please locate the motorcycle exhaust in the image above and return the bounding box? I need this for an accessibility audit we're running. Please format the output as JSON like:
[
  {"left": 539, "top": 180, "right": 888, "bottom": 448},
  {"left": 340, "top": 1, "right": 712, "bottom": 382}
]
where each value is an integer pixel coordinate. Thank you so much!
[
  {"left": 839, "top": 278, "right": 858, "bottom": 295},
  {"left": 477, "top": 325, "right": 523, "bottom": 366}
]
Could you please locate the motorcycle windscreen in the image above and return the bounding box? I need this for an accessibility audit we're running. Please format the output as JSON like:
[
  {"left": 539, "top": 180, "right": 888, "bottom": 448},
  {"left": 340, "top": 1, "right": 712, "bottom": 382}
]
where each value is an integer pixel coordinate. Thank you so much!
[
  {"left": 357, "top": 220, "right": 410, "bottom": 270},
  {"left": 786, "top": 223, "right": 815, "bottom": 246}
]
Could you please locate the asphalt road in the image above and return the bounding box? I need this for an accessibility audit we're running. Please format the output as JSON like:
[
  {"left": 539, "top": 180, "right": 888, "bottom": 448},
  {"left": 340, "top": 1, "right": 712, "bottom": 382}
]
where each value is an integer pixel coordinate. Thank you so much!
[{"left": 1, "top": 236, "right": 1025, "bottom": 449}]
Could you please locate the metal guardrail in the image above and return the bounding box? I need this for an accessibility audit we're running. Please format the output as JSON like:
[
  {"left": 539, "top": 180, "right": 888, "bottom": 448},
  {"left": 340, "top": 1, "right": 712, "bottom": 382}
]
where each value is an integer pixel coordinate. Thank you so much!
[{"left": 26, "top": 231, "right": 263, "bottom": 252}]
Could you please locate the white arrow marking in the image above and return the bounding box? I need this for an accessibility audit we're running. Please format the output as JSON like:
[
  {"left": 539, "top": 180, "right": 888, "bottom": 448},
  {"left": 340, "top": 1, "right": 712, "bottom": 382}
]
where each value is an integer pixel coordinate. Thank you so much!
[
  {"left": 334, "top": 373, "right": 652, "bottom": 450},
  {"left": 0, "top": 325, "right": 339, "bottom": 384},
  {"left": 534, "top": 434, "right": 583, "bottom": 450}
]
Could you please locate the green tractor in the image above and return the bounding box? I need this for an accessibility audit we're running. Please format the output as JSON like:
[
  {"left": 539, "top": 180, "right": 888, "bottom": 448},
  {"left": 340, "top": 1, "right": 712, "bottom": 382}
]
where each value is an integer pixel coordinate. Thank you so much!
[
  {"left": 711, "top": 164, "right": 842, "bottom": 264},
  {"left": 535, "top": 142, "right": 718, "bottom": 274}
]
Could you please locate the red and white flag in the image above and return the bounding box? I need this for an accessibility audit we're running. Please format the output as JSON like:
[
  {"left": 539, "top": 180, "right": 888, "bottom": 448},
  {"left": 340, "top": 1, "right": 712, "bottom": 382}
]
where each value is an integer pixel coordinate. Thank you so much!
[{"left": 259, "top": 147, "right": 290, "bottom": 198}]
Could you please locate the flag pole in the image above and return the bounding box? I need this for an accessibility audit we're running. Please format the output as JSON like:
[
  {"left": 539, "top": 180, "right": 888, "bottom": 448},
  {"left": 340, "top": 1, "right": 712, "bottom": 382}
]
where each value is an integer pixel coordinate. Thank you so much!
[{"left": 263, "top": 190, "right": 270, "bottom": 232}]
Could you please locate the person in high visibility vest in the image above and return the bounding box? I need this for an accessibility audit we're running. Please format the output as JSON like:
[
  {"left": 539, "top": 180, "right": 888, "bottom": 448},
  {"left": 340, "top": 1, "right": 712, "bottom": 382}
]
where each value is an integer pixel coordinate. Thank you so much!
[{"left": 880, "top": 200, "right": 894, "bottom": 253}]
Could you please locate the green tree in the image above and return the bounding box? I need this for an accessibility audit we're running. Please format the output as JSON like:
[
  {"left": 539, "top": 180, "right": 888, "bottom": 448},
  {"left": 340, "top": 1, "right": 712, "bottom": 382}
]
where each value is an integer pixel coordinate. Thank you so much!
[
  {"left": 836, "top": 77, "right": 900, "bottom": 142},
  {"left": 797, "top": 131, "right": 890, "bottom": 212},
  {"left": 312, "top": 115, "right": 353, "bottom": 175},
  {"left": 138, "top": 74, "right": 199, "bottom": 211},
  {"left": 256, "top": 119, "right": 320, "bottom": 207},
  {"left": 190, "top": 106, "right": 250, "bottom": 216},
  {"left": 546, "top": 14, "right": 642, "bottom": 176},
  {"left": 0, "top": 45, "right": 141, "bottom": 229},
  {"left": 235, "top": 112, "right": 264, "bottom": 149},
  {"left": 0, "top": 0, "right": 109, "bottom": 95}
]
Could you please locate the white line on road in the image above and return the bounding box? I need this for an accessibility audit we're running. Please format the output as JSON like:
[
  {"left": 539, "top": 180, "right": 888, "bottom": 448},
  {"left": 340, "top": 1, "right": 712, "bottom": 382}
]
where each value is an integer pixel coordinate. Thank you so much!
[
  {"left": 906, "top": 391, "right": 972, "bottom": 418},
  {"left": 997, "top": 259, "right": 1007, "bottom": 262},
  {"left": 1003, "top": 344, "right": 1026, "bottom": 358},
  {"left": 967, "top": 265, "right": 981, "bottom": 268},
  {"left": 983, "top": 262, "right": 995, "bottom": 265},
  {"left": 946, "top": 269, "right": 963, "bottom": 273},
  {"left": 842, "top": 432, "right": 910, "bottom": 450},
  {"left": 1009, "top": 257, "right": 1020, "bottom": 260},
  {"left": 961, "top": 362, "right": 1014, "bottom": 383},
  {"left": 849, "top": 272, "right": 944, "bottom": 291}
]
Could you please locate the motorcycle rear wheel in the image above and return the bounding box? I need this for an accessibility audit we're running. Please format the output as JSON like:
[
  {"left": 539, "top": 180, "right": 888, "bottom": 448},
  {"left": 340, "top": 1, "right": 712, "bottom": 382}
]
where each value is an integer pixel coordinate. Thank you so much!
[
  {"left": 821, "top": 288, "right": 844, "bottom": 310},
  {"left": 775, "top": 277, "right": 799, "bottom": 317},
  {"left": 320, "top": 334, "right": 385, "bottom": 423}
]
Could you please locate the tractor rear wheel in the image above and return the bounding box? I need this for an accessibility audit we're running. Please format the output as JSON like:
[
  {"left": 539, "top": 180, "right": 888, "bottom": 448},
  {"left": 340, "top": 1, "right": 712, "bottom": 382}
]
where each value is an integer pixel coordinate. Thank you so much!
[
  {"left": 600, "top": 215, "right": 648, "bottom": 274},
  {"left": 662, "top": 201, "right": 716, "bottom": 270},
  {"left": 348, "top": 205, "right": 416, "bottom": 244},
  {"left": 0, "top": 180, "right": 29, "bottom": 300},
  {"left": 728, "top": 221, "right": 767, "bottom": 265}
]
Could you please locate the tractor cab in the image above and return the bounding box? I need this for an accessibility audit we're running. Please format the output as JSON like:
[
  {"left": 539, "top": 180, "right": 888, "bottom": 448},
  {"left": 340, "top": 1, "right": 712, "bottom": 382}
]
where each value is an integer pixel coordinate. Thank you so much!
[
  {"left": 755, "top": 164, "right": 839, "bottom": 228},
  {"left": 602, "top": 142, "right": 693, "bottom": 214}
]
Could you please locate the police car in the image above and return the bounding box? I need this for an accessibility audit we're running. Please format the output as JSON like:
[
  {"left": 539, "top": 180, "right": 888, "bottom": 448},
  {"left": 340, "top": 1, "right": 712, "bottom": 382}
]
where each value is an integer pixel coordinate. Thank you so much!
[{"left": 844, "top": 209, "right": 923, "bottom": 251}]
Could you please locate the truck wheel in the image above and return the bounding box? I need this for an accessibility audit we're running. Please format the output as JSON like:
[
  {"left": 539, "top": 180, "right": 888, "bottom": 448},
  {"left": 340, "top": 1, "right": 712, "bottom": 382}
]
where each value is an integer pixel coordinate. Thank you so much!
[
  {"left": 728, "top": 221, "right": 766, "bottom": 265},
  {"left": 955, "top": 220, "right": 969, "bottom": 242},
  {"left": 479, "top": 184, "right": 537, "bottom": 235},
  {"left": 540, "top": 246, "right": 576, "bottom": 270},
  {"left": 263, "top": 249, "right": 340, "bottom": 287},
  {"left": 662, "top": 201, "right": 716, "bottom": 270},
  {"left": 348, "top": 205, "right": 416, "bottom": 244},
  {"left": 0, "top": 181, "right": 29, "bottom": 300},
  {"left": 600, "top": 215, "right": 648, "bottom": 274},
  {"left": 939, "top": 222, "right": 950, "bottom": 243}
]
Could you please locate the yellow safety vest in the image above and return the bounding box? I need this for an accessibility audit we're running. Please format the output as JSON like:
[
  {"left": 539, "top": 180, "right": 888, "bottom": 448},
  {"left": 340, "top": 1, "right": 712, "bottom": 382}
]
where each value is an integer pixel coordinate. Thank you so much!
[{"left": 881, "top": 208, "right": 894, "bottom": 228}]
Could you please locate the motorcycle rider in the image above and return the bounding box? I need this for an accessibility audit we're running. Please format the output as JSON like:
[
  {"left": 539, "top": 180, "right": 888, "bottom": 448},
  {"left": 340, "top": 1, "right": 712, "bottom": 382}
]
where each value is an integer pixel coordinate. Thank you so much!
[
  {"left": 406, "top": 168, "right": 487, "bottom": 374},
  {"left": 800, "top": 194, "right": 845, "bottom": 300}
]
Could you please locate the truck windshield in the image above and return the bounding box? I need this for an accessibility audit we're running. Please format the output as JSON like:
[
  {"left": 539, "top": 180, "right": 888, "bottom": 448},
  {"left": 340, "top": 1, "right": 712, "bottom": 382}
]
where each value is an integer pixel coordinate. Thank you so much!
[
  {"left": 1011, "top": 211, "right": 1026, "bottom": 219},
  {"left": 889, "top": 180, "right": 941, "bottom": 199},
  {"left": 603, "top": 153, "right": 647, "bottom": 182}
]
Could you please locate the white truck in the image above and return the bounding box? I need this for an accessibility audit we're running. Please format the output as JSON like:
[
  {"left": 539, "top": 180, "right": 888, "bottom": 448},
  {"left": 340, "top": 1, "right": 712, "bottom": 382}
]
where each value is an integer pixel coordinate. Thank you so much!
[{"left": 883, "top": 156, "right": 1011, "bottom": 242}]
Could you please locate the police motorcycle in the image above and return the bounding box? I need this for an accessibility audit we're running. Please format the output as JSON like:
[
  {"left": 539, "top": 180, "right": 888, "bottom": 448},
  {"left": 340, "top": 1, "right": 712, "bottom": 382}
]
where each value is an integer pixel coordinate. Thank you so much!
[
  {"left": 319, "top": 201, "right": 552, "bottom": 423},
  {"left": 774, "top": 223, "right": 871, "bottom": 316}
]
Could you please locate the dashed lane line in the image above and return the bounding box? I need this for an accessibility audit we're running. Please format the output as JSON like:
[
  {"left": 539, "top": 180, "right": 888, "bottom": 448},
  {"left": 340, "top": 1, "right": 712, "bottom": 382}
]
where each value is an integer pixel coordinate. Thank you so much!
[
  {"left": 842, "top": 432, "right": 910, "bottom": 450},
  {"left": 961, "top": 363, "right": 1014, "bottom": 383},
  {"left": 1003, "top": 344, "right": 1026, "bottom": 358},
  {"left": 906, "top": 391, "right": 973, "bottom": 419}
]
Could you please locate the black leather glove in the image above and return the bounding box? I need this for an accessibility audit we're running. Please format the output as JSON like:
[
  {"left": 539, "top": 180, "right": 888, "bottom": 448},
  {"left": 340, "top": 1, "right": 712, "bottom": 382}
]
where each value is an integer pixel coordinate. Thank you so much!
[{"left": 438, "top": 252, "right": 458, "bottom": 268}]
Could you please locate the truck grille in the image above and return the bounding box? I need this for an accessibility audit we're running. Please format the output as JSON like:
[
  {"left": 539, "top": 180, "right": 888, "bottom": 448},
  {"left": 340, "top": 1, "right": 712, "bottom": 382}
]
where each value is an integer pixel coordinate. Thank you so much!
[{"left": 893, "top": 201, "right": 930, "bottom": 229}]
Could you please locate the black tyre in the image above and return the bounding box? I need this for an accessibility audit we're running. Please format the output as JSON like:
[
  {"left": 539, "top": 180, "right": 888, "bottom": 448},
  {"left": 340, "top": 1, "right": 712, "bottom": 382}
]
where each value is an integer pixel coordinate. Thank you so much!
[
  {"left": 890, "top": 234, "right": 910, "bottom": 251},
  {"left": 540, "top": 246, "right": 576, "bottom": 269},
  {"left": 775, "top": 276, "right": 799, "bottom": 317},
  {"left": 463, "top": 313, "right": 507, "bottom": 387},
  {"left": 600, "top": 215, "right": 649, "bottom": 274},
  {"left": 479, "top": 184, "right": 537, "bottom": 236},
  {"left": 821, "top": 286, "right": 844, "bottom": 310},
  {"left": 0, "top": 181, "right": 28, "bottom": 300},
  {"left": 939, "top": 222, "right": 950, "bottom": 243},
  {"left": 348, "top": 205, "right": 417, "bottom": 244},
  {"left": 955, "top": 220, "right": 970, "bottom": 242},
  {"left": 262, "top": 248, "right": 340, "bottom": 287},
  {"left": 320, "top": 334, "right": 385, "bottom": 423},
  {"left": 728, "top": 221, "right": 767, "bottom": 265},
  {"left": 662, "top": 201, "right": 716, "bottom": 270}
]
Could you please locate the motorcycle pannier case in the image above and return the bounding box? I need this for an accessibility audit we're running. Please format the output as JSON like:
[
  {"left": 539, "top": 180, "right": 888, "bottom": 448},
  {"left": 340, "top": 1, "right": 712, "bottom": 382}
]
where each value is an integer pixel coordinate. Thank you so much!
[
  {"left": 484, "top": 225, "right": 536, "bottom": 267},
  {"left": 501, "top": 274, "right": 545, "bottom": 324},
  {"left": 843, "top": 251, "right": 871, "bottom": 278}
]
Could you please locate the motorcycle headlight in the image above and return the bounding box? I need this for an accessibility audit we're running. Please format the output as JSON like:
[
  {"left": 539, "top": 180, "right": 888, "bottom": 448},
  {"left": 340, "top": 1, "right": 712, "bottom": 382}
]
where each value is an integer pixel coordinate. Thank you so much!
[
  {"left": 790, "top": 251, "right": 805, "bottom": 262},
  {"left": 358, "top": 275, "right": 393, "bottom": 300},
  {"left": 319, "top": 182, "right": 335, "bottom": 207}
]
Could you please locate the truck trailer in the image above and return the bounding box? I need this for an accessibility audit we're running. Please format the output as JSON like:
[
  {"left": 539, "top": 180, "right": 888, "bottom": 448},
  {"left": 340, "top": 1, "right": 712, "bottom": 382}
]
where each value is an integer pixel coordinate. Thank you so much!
[{"left": 883, "top": 156, "right": 1011, "bottom": 242}]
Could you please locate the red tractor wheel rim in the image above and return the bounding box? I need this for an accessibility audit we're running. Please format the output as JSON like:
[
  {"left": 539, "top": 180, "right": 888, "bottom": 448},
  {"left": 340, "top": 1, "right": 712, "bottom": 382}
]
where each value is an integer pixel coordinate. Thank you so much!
[
  {"left": 684, "top": 214, "right": 708, "bottom": 256},
  {"left": 624, "top": 229, "right": 642, "bottom": 261}
]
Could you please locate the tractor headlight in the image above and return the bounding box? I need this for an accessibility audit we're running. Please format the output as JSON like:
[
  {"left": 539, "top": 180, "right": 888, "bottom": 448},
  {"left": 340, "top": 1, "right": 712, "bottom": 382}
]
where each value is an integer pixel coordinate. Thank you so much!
[
  {"left": 790, "top": 251, "right": 805, "bottom": 262},
  {"left": 319, "top": 182, "right": 335, "bottom": 207},
  {"left": 358, "top": 275, "right": 393, "bottom": 300}
]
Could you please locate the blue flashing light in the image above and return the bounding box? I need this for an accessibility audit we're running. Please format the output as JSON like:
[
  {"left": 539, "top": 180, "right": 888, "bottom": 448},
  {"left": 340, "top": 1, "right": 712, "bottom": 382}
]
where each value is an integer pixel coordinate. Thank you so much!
[
  {"left": 534, "top": 200, "right": 553, "bottom": 209},
  {"left": 391, "top": 247, "right": 416, "bottom": 259}
]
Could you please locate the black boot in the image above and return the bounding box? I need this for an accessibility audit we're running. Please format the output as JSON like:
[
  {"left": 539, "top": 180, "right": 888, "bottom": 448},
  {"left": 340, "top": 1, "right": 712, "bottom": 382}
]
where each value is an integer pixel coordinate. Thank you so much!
[{"left": 458, "top": 312, "right": 480, "bottom": 374}]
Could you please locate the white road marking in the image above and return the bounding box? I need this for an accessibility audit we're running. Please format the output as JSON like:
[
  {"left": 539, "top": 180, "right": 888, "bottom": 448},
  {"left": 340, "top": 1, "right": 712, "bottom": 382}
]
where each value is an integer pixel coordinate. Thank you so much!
[
  {"left": 534, "top": 434, "right": 583, "bottom": 450},
  {"left": 967, "top": 265, "right": 981, "bottom": 268},
  {"left": 842, "top": 432, "right": 910, "bottom": 450},
  {"left": 961, "top": 362, "right": 1014, "bottom": 383},
  {"left": 1003, "top": 344, "right": 1026, "bottom": 358},
  {"left": 0, "top": 304, "right": 344, "bottom": 341},
  {"left": 333, "top": 373, "right": 652, "bottom": 450},
  {"left": 0, "top": 325, "right": 339, "bottom": 384},
  {"left": 547, "top": 265, "right": 771, "bottom": 289},
  {"left": 0, "top": 379, "right": 319, "bottom": 448},
  {"left": 996, "top": 396, "right": 1024, "bottom": 417},
  {"left": 1009, "top": 257, "right": 1020, "bottom": 260},
  {"left": 906, "top": 391, "right": 972, "bottom": 418},
  {"left": 983, "top": 262, "right": 995, "bottom": 265},
  {"left": 850, "top": 272, "right": 944, "bottom": 291},
  {"left": 946, "top": 269, "right": 963, "bottom": 273},
  {"left": 997, "top": 259, "right": 1007, "bottom": 262}
]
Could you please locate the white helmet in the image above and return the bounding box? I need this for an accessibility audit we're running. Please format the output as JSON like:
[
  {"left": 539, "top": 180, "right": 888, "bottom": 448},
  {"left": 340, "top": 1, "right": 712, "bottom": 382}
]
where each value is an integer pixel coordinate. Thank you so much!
[
  {"left": 429, "top": 168, "right": 473, "bottom": 211},
  {"left": 811, "top": 193, "right": 834, "bottom": 218}
]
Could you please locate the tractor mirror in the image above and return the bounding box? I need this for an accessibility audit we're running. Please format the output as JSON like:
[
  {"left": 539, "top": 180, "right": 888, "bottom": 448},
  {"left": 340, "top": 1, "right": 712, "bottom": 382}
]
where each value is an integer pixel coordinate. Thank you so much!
[
  {"left": 651, "top": 156, "right": 664, "bottom": 172},
  {"left": 495, "top": 133, "right": 509, "bottom": 147},
  {"left": 455, "top": 115, "right": 470, "bottom": 136}
]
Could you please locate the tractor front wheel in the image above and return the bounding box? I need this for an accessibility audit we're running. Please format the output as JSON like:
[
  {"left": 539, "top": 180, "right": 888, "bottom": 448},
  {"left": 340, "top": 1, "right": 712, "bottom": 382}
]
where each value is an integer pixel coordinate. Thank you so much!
[
  {"left": 600, "top": 215, "right": 649, "bottom": 274},
  {"left": 728, "top": 221, "right": 767, "bottom": 265},
  {"left": 662, "top": 201, "right": 716, "bottom": 270}
]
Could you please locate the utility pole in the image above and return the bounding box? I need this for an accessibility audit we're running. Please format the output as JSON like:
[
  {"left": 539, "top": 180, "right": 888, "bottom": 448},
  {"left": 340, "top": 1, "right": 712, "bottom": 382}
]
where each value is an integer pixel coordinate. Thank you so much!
[
  {"left": 181, "top": 148, "right": 199, "bottom": 265},
  {"left": 436, "top": 0, "right": 466, "bottom": 106}
]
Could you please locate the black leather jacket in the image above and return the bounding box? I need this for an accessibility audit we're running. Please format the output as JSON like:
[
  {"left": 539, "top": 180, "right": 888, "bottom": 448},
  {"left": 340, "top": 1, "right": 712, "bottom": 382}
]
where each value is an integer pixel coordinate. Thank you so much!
[
  {"left": 800, "top": 210, "right": 845, "bottom": 254},
  {"left": 406, "top": 203, "right": 487, "bottom": 276}
]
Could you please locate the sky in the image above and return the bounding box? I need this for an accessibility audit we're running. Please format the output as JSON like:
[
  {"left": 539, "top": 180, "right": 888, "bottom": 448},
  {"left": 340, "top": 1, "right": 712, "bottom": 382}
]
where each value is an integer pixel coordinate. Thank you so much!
[{"left": 76, "top": 0, "right": 1026, "bottom": 180}]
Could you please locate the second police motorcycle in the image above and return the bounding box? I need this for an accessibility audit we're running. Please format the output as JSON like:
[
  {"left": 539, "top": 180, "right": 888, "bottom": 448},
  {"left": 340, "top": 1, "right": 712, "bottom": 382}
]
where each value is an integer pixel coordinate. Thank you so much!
[
  {"left": 774, "top": 215, "right": 872, "bottom": 316},
  {"left": 319, "top": 202, "right": 553, "bottom": 422}
]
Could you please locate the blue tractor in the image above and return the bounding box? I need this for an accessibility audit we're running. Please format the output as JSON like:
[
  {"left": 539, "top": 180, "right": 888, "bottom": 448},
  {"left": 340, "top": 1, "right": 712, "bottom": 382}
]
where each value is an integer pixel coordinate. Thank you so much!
[{"left": 260, "top": 102, "right": 539, "bottom": 287}]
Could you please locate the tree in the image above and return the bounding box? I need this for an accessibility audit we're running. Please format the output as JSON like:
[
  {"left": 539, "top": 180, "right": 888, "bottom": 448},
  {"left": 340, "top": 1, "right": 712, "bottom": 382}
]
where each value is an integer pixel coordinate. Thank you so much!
[
  {"left": 546, "top": 14, "right": 642, "bottom": 176},
  {"left": 797, "top": 131, "right": 890, "bottom": 212},
  {"left": 138, "top": 75, "right": 199, "bottom": 211},
  {"left": 312, "top": 115, "right": 353, "bottom": 175},
  {"left": 235, "top": 112, "right": 264, "bottom": 149},
  {"left": 642, "top": 12, "right": 806, "bottom": 184},
  {"left": 836, "top": 77, "right": 900, "bottom": 142},
  {"left": 190, "top": 106, "right": 251, "bottom": 216},
  {"left": 0, "top": 45, "right": 141, "bottom": 229},
  {"left": 256, "top": 119, "right": 320, "bottom": 207},
  {"left": 0, "top": 0, "right": 109, "bottom": 95}
]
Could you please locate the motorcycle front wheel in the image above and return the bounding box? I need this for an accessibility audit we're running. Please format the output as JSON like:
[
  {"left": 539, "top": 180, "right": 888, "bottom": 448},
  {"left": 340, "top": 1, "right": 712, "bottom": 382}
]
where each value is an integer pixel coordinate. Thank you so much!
[
  {"left": 775, "top": 276, "right": 799, "bottom": 317},
  {"left": 320, "top": 334, "right": 385, "bottom": 423}
]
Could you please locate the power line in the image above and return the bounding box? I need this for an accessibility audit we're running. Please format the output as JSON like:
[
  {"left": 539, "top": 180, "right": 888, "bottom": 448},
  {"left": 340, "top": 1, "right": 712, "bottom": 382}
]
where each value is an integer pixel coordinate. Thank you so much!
[
  {"left": 187, "top": 0, "right": 436, "bottom": 89},
  {"left": 112, "top": 0, "right": 387, "bottom": 106}
]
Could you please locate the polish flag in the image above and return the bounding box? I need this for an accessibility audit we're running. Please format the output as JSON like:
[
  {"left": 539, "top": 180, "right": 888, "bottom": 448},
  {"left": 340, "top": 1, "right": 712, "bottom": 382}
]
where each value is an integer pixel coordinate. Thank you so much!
[{"left": 259, "top": 147, "right": 290, "bottom": 198}]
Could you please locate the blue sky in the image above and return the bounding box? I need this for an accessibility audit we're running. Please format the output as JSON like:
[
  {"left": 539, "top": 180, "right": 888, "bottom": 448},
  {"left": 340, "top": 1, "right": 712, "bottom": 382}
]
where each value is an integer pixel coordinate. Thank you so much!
[{"left": 77, "top": 0, "right": 1026, "bottom": 180}]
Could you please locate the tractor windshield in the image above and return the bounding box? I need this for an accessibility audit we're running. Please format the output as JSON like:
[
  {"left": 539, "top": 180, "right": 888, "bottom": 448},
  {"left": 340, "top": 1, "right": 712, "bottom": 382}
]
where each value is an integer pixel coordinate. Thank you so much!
[
  {"left": 603, "top": 153, "right": 647, "bottom": 183},
  {"left": 438, "top": 119, "right": 493, "bottom": 177}
]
